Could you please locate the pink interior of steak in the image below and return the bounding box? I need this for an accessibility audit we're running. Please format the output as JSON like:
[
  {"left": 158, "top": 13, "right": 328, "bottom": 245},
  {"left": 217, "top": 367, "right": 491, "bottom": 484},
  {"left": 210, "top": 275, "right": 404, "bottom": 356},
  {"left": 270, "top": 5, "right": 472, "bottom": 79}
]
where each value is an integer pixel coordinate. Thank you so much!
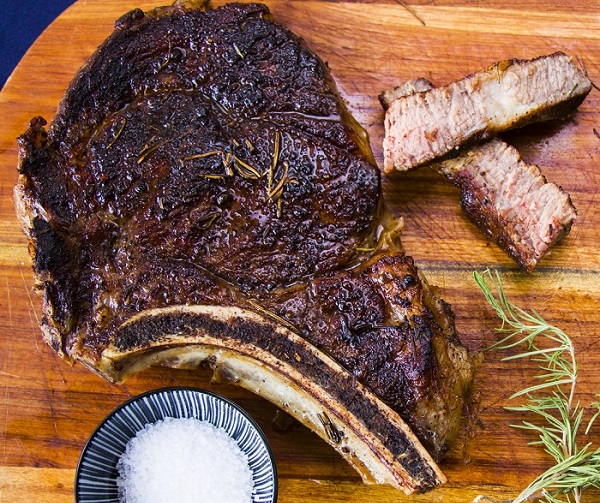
[
  {"left": 438, "top": 139, "right": 576, "bottom": 271},
  {"left": 383, "top": 53, "right": 591, "bottom": 173},
  {"left": 381, "top": 74, "right": 579, "bottom": 272}
]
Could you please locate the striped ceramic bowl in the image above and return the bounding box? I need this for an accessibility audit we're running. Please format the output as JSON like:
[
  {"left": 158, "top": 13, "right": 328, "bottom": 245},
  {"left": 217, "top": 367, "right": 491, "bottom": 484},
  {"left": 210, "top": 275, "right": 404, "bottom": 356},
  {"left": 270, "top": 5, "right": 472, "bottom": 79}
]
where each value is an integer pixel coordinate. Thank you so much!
[{"left": 75, "top": 387, "right": 277, "bottom": 502}]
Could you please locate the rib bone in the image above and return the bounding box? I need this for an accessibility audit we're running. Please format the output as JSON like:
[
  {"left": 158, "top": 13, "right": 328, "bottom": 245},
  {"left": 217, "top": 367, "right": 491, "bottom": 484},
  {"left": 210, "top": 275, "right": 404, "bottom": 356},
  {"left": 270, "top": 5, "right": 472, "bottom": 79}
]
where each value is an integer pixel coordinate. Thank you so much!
[{"left": 98, "top": 304, "right": 446, "bottom": 494}]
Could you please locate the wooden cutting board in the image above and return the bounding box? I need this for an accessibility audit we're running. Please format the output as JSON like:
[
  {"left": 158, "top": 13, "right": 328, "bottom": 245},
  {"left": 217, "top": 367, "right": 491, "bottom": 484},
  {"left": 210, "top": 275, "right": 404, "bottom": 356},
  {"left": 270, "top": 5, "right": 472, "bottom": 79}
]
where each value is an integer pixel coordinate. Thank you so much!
[{"left": 1, "top": 1, "right": 599, "bottom": 501}]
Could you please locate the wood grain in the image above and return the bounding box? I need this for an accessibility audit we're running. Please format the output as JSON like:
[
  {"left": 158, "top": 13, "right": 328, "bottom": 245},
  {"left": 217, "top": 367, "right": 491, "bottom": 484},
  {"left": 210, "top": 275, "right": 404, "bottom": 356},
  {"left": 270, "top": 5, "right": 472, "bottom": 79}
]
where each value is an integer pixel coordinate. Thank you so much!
[{"left": 1, "top": 0, "right": 599, "bottom": 501}]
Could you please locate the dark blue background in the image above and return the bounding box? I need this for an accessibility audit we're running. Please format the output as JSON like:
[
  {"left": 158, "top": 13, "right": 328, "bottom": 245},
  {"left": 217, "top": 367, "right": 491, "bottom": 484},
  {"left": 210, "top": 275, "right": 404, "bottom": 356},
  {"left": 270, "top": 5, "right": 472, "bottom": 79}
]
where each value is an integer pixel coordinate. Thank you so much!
[{"left": 1, "top": 0, "right": 76, "bottom": 89}]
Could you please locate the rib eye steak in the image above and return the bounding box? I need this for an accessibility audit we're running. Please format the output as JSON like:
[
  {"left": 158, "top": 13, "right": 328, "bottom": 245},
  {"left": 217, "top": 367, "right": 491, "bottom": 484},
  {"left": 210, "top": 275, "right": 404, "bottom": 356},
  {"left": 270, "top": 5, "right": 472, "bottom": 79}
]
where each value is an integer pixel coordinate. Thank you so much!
[{"left": 15, "top": 0, "right": 476, "bottom": 491}]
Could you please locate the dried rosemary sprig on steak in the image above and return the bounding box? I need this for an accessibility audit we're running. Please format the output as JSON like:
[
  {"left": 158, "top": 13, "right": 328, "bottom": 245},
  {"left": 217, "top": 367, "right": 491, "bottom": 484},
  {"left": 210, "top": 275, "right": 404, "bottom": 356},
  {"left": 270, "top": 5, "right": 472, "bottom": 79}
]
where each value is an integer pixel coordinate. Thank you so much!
[{"left": 473, "top": 269, "right": 600, "bottom": 503}]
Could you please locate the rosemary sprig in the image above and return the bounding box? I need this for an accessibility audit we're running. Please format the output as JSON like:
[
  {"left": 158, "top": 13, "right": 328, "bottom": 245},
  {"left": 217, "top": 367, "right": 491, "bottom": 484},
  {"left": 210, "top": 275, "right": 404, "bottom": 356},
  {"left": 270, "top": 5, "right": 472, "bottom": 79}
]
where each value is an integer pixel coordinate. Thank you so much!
[
  {"left": 473, "top": 269, "right": 600, "bottom": 503},
  {"left": 232, "top": 154, "right": 261, "bottom": 179},
  {"left": 106, "top": 117, "right": 126, "bottom": 150},
  {"left": 268, "top": 161, "right": 290, "bottom": 200},
  {"left": 183, "top": 150, "right": 223, "bottom": 161}
]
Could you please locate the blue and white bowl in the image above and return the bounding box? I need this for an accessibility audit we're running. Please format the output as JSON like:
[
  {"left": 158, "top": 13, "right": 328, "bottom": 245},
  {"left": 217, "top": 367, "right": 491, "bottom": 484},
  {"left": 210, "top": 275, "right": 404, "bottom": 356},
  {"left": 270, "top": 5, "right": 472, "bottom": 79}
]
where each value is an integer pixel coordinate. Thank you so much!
[{"left": 75, "top": 387, "right": 277, "bottom": 503}]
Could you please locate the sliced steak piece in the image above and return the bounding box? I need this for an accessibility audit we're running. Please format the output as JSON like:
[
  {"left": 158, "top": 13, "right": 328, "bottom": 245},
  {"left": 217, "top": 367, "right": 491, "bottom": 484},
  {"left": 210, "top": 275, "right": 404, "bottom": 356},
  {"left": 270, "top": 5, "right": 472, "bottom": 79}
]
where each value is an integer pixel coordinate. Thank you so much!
[
  {"left": 436, "top": 139, "right": 577, "bottom": 272},
  {"left": 383, "top": 52, "right": 592, "bottom": 173},
  {"left": 14, "top": 0, "right": 476, "bottom": 493},
  {"left": 381, "top": 79, "right": 577, "bottom": 272}
]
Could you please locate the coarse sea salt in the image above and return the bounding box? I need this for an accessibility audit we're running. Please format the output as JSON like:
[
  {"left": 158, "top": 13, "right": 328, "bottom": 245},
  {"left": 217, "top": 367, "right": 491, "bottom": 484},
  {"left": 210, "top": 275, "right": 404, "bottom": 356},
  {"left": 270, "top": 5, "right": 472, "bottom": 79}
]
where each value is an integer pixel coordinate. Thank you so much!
[{"left": 116, "top": 417, "right": 254, "bottom": 503}]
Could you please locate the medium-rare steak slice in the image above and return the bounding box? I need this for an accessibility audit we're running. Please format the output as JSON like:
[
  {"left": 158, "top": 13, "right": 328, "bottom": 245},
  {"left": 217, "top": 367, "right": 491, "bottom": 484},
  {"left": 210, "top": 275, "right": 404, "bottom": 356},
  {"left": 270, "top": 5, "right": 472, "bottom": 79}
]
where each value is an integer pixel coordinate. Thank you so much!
[
  {"left": 383, "top": 52, "right": 592, "bottom": 173},
  {"left": 15, "top": 0, "right": 476, "bottom": 491},
  {"left": 381, "top": 80, "right": 577, "bottom": 272},
  {"left": 436, "top": 139, "right": 577, "bottom": 272}
]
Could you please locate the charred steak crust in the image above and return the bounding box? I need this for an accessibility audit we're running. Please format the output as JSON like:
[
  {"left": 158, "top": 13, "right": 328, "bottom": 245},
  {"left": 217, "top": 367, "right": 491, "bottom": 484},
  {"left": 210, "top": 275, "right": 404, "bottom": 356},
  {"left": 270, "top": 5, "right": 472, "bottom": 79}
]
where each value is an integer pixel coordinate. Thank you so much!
[
  {"left": 15, "top": 0, "right": 476, "bottom": 485},
  {"left": 16, "top": 1, "right": 380, "bottom": 355},
  {"left": 102, "top": 249, "right": 472, "bottom": 462},
  {"left": 256, "top": 252, "right": 474, "bottom": 458}
]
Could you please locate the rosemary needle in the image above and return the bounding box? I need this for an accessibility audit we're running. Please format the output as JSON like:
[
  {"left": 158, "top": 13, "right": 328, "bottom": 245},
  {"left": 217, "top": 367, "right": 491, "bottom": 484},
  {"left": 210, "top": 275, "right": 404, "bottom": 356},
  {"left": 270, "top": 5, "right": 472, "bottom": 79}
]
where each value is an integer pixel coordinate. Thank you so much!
[{"left": 473, "top": 270, "right": 600, "bottom": 503}]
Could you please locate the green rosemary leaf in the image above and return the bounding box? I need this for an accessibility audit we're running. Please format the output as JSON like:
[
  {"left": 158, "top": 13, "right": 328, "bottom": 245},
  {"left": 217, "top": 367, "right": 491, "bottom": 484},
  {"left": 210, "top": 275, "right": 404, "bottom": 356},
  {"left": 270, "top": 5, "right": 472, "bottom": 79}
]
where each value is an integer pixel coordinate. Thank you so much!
[
  {"left": 585, "top": 402, "right": 600, "bottom": 435},
  {"left": 509, "top": 379, "right": 574, "bottom": 399},
  {"left": 472, "top": 270, "right": 600, "bottom": 503},
  {"left": 502, "top": 345, "right": 562, "bottom": 359}
]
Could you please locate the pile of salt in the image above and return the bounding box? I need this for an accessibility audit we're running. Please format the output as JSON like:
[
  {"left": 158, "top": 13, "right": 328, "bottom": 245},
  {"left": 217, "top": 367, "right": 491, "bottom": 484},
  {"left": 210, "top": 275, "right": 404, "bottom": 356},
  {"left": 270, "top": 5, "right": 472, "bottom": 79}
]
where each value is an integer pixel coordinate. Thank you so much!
[{"left": 117, "top": 417, "right": 254, "bottom": 503}]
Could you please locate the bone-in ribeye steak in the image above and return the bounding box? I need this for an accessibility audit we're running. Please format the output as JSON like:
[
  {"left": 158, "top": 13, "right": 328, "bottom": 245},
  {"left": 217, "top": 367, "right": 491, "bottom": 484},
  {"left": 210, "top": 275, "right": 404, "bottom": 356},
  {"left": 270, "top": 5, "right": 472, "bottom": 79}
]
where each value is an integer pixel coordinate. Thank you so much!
[{"left": 15, "top": 0, "right": 475, "bottom": 491}]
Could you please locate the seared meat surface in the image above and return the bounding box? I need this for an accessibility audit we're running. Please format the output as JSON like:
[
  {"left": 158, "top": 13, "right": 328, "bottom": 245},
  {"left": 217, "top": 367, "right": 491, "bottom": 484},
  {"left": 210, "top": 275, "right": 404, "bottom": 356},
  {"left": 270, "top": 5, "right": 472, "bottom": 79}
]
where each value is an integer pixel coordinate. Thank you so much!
[
  {"left": 259, "top": 253, "right": 474, "bottom": 457},
  {"left": 15, "top": 0, "right": 476, "bottom": 483},
  {"left": 383, "top": 53, "right": 591, "bottom": 173},
  {"left": 379, "top": 78, "right": 435, "bottom": 111},
  {"left": 16, "top": 1, "right": 381, "bottom": 356}
]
